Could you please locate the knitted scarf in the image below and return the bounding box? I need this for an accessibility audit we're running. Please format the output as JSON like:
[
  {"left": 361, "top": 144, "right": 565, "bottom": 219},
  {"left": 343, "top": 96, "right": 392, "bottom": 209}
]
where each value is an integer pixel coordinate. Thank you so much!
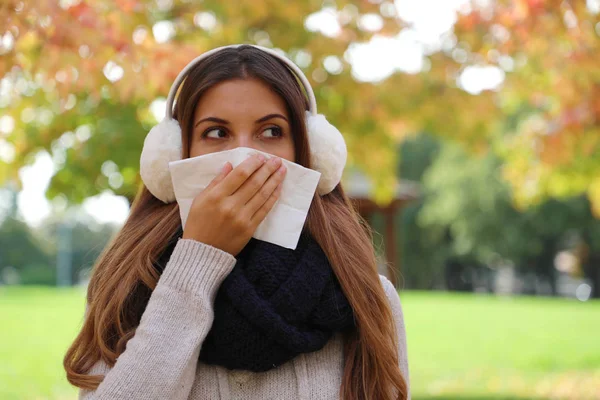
[{"left": 154, "top": 227, "right": 355, "bottom": 372}]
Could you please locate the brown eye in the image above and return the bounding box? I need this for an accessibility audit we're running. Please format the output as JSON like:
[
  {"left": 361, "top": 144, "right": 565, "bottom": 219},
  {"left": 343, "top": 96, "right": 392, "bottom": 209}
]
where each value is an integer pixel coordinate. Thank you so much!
[
  {"left": 261, "top": 126, "right": 283, "bottom": 138},
  {"left": 204, "top": 128, "right": 227, "bottom": 139}
]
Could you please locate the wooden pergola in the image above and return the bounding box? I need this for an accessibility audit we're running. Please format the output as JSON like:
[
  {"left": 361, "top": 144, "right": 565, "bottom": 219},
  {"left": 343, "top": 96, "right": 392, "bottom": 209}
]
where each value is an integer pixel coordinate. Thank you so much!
[{"left": 344, "top": 171, "right": 421, "bottom": 287}]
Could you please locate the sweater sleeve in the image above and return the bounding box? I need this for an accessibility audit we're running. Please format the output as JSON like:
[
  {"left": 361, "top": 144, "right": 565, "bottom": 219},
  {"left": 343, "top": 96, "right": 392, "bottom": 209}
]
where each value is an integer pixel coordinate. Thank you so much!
[
  {"left": 380, "top": 275, "right": 411, "bottom": 400},
  {"left": 78, "top": 238, "right": 237, "bottom": 400}
]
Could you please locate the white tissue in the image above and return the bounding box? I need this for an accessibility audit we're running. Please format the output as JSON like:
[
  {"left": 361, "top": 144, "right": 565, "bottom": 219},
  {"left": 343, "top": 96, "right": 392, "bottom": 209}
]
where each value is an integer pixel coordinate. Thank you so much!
[{"left": 168, "top": 147, "right": 321, "bottom": 250}]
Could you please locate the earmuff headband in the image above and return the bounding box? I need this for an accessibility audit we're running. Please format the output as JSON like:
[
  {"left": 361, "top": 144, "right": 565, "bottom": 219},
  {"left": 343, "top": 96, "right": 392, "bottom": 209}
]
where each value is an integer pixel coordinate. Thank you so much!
[
  {"left": 165, "top": 44, "right": 318, "bottom": 119},
  {"left": 140, "top": 43, "right": 347, "bottom": 203}
]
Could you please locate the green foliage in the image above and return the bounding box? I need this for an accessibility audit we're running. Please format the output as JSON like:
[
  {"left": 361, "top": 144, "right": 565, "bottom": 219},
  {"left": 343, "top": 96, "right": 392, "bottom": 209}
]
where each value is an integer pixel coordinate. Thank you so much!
[
  {"left": 418, "top": 143, "right": 599, "bottom": 267},
  {"left": 18, "top": 264, "right": 57, "bottom": 285},
  {"left": 395, "top": 134, "right": 447, "bottom": 288},
  {"left": 397, "top": 136, "right": 600, "bottom": 292},
  {"left": 44, "top": 99, "right": 150, "bottom": 203},
  {"left": 34, "top": 216, "right": 119, "bottom": 284},
  {"left": 0, "top": 217, "right": 51, "bottom": 273},
  {"left": 398, "top": 202, "right": 450, "bottom": 289},
  {"left": 419, "top": 144, "right": 527, "bottom": 264},
  {"left": 0, "top": 210, "right": 118, "bottom": 286}
]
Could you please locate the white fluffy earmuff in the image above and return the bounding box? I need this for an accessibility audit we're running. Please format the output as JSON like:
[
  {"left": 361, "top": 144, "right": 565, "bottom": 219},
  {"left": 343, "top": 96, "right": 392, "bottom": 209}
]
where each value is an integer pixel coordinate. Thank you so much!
[{"left": 139, "top": 44, "right": 347, "bottom": 204}]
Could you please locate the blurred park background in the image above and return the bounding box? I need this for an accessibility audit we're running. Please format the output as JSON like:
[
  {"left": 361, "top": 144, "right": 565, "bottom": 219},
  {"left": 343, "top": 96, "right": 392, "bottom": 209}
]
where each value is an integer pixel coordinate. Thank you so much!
[{"left": 1, "top": 0, "right": 599, "bottom": 399}]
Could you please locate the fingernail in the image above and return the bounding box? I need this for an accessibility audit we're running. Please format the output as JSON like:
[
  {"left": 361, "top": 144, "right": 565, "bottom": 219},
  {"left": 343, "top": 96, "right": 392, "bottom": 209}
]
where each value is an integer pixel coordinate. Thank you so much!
[
  {"left": 278, "top": 165, "right": 286, "bottom": 174},
  {"left": 257, "top": 154, "right": 266, "bottom": 162}
]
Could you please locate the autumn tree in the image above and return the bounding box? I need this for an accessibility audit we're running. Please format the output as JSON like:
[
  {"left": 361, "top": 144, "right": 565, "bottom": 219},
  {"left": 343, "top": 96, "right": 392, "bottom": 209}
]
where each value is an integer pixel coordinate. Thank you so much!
[
  {"left": 0, "top": 0, "right": 599, "bottom": 215},
  {"left": 0, "top": 0, "right": 414, "bottom": 203},
  {"left": 452, "top": 0, "right": 600, "bottom": 214}
]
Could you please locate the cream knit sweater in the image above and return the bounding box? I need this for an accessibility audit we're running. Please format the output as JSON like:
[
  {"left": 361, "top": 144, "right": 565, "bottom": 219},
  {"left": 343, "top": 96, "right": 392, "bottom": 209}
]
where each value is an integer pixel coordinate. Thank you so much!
[{"left": 78, "top": 238, "right": 410, "bottom": 399}]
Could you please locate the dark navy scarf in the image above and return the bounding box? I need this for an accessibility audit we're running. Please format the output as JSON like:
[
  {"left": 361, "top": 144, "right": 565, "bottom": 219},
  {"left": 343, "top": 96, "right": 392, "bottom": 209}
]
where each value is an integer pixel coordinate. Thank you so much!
[{"left": 155, "top": 227, "right": 355, "bottom": 372}]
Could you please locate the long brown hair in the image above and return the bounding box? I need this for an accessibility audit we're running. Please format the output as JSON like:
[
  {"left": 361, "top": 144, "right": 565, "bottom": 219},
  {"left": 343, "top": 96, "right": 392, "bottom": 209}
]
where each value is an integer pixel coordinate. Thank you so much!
[{"left": 64, "top": 45, "right": 408, "bottom": 400}]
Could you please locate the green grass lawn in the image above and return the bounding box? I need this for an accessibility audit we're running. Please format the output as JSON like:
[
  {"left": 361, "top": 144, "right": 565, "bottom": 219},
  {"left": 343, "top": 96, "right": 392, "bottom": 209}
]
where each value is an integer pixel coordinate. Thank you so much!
[{"left": 1, "top": 286, "right": 598, "bottom": 400}]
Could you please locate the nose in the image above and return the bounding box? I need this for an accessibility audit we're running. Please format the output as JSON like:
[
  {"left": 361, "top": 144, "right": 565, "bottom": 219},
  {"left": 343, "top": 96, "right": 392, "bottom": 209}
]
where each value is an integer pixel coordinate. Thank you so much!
[{"left": 232, "top": 133, "right": 255, "bottom": 150}]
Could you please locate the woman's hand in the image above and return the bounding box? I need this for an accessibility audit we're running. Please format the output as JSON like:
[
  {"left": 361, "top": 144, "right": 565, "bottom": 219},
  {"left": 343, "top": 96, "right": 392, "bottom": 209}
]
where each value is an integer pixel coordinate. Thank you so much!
[{"left": 182, "top": 153, "right": 287, "bottom": 256}]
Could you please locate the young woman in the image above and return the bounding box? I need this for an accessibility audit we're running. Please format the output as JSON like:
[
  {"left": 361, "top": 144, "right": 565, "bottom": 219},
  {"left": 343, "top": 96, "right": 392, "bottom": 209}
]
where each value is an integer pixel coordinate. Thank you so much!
[{"left": 64, "top": 44, "right": 410, "bottom": 400}]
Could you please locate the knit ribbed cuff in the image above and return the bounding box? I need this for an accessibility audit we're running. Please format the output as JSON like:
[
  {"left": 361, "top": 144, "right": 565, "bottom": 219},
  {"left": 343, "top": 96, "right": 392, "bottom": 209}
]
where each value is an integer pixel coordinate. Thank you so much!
[{"left": 160, "top": 239, "right": 236, "bottom": 296}]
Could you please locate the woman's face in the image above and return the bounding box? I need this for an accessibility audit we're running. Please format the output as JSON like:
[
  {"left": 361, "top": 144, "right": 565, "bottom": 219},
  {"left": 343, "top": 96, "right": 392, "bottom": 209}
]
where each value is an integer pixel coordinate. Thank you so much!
[{"left": 190, "top": 78, "right": 296, "bottom": 162}]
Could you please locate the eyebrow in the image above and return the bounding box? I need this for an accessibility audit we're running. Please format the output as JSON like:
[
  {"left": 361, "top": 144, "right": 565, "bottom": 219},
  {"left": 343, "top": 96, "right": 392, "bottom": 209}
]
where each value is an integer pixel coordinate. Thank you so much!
[{"left": 194, "top": 113, "right": 288, "bottom": 128}]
